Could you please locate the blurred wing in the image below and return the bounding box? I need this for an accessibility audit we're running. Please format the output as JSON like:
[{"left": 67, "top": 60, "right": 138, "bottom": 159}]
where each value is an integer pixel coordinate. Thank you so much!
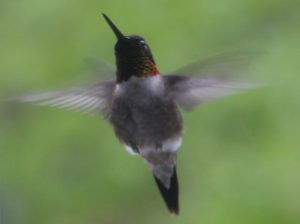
[
  {"left": 174, "top": 51, "right": 260, "bottom": 80},
  {"left": 164, "top": 75, "right": 258, "bottom": 110},
  {"left": 83, "top": 57, "right": 116, "bottom": 80},
  {"left": 13, "top": 80, "right": 116, "bottom": 117}
]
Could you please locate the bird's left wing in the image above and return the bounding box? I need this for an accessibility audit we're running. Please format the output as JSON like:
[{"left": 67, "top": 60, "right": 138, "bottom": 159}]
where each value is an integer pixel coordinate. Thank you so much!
[
  {"left": 164, "top": 75, "right": 258, "bottom": 111},
  {"left": 12, "top": 80, "right": 116, "bottom": 117}
]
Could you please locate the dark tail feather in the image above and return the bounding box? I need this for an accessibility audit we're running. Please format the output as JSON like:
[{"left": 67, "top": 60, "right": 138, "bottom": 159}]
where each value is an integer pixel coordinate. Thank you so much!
[{"left": 153, "top": 166, "right": 179, "bottom": 215}]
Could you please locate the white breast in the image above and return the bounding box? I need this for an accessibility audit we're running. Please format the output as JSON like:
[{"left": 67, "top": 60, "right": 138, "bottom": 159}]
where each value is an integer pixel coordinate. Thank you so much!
[
  {"left": 145, "top": 76, "right": 164, "bottom": 93},
  {"left": 114, "top": 76, "right": 164, "bottom": 97}
]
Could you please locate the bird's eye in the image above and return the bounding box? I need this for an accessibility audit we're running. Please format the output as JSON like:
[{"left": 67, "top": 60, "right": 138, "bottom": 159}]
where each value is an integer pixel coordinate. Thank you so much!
[{"left": 139, "top": 40, "right": 148, "bottom": 50}]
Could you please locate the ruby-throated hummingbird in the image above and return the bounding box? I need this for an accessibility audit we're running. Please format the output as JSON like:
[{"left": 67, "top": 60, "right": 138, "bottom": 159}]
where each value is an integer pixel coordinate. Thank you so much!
[{"left": 13, "top": 13, "right": 258, "bottom": 215}]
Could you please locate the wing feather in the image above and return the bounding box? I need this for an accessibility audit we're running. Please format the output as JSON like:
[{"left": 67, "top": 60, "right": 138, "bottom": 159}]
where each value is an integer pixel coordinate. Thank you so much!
[
  {"left": 164, "top": 75, "right": 259, "bottom": 110},
  {"left": 13, "top": 80, "right": 116, "bottom": 117}
]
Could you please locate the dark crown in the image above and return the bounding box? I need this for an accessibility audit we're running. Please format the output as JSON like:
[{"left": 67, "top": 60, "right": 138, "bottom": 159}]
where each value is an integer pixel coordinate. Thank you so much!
[{"left": 102, "top": 14, "right": 159, "bottom": 82}]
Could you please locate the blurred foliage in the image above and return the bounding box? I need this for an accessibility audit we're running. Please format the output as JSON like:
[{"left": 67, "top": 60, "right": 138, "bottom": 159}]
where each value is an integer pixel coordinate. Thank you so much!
[{"left": 1, "top": 0, "right": 300, "bottom": 223}]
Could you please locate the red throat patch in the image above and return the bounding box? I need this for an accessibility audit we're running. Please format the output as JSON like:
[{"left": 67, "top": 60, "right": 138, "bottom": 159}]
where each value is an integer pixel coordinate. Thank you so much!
[{"left": 140, "top": 58, "right": 160, "bottom": 77}]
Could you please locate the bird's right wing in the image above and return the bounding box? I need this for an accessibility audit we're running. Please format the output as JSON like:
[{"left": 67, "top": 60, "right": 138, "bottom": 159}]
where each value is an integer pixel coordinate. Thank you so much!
[
  {"left": 164, "top": 75, "right": 258, "bottom": 111},
  {"left": 11, "top": 80, "right": 116, "bottom": 118},
  {"left": 164, "top": 51, "right": 263, "bottom": 110},
  {"left": 174, "top": 51, "right": 260, "bottom": 79}
]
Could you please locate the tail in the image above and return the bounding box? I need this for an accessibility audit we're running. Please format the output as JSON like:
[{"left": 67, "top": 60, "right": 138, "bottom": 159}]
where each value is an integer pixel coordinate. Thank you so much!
[{"left": 153, "top": 166, "right": 179, "bottom": 215}]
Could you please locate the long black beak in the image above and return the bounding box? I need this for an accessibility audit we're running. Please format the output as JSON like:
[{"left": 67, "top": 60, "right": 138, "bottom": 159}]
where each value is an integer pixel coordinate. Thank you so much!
[{"left": 102, "top": 13, "right": 125, "bottom": 40}]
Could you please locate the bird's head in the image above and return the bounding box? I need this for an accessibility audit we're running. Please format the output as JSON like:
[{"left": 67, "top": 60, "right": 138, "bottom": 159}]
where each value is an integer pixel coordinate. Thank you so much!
[{"left": 102, "top": 13, "right": 159, "bottom": 82}]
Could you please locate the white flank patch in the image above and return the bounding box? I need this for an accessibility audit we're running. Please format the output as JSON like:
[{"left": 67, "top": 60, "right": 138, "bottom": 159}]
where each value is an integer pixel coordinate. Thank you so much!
[
  {"left": 123, "top": 136, "right": 182, "bottom": 156},
  {"left": 161, "top": 137, "right": 182, "bottom": 152},
  {"left": 141, "top": 136, "right": 183, "bottom": 155},
  {"left": 124, "top": 144, "right": 139, "bottom": 156}
]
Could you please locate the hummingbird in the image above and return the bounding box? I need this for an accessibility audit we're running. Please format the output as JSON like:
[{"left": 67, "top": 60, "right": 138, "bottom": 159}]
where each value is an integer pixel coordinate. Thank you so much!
[{"left": 13, "top": 13, "right": 258, "bottom": 215}]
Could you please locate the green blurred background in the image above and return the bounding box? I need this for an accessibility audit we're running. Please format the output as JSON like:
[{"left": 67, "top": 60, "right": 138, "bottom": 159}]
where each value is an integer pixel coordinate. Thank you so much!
[{"left": 1, "top": 0, "right": 300, "bottom": 223}]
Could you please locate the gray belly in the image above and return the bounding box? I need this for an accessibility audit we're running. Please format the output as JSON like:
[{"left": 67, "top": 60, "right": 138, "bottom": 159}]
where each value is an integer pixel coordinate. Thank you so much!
[{"left": 109, "top": 85, "right": 183, "bottom": 151}]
